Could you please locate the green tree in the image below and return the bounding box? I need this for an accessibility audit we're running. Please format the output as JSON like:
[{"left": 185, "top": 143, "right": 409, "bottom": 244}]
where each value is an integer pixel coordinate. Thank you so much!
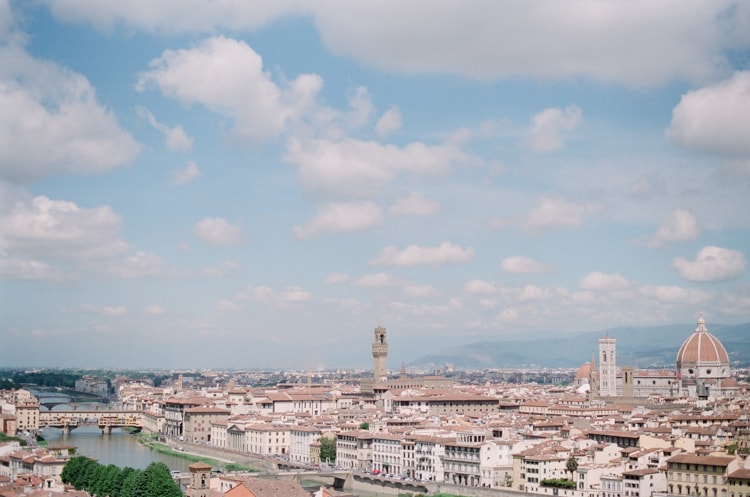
[
  {"left": 566, "top": 454, "right": 579, "bottom": 480},
  {"left": 143, "top": 462, "right": 182, "bottom": 497},
  {"left": 320, "top": 436, "right": 337, "bottom": 464},
  {"left": 359, "top": 422, "right": 369, "bottom": 430},
  {"left": 119, "top": 468, "right": 140, "bottom": 497},
  {"left": 113, "top": 467, "right": 136, "bottom": 497}
]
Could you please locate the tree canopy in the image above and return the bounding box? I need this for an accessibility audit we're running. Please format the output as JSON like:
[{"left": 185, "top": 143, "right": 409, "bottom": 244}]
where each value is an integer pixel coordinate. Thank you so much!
[
  {"left": 62, "top": 456, "right": 182, "bottom": 497},
  {"left": 319, "top": 436, "right": 336, "bottom": 464}
]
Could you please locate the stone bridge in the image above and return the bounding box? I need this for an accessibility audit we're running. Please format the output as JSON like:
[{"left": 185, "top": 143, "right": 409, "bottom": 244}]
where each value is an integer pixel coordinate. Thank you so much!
[{"left": 39, "top": 410, "right": 143, "bottom": 434}]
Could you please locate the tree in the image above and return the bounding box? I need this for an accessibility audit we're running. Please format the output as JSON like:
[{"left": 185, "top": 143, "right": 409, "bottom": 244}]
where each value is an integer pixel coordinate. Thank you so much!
[
  {"left": 319, "top": 436, "right": 337, "bottom": 464},
  {"left": 359, "top": 422, "right": 369, "bottom": 430},
  {"left": 566, "top": 454, "right": 579, "bottom": 480},
  {"left": 143, "top": 462, "right": 183, "bottom": 497}
]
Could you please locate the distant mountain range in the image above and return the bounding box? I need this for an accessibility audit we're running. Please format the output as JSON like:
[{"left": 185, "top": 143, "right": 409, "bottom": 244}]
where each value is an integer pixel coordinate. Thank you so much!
[{"left": 411, "top": 322, "right": 750, "bottom": 370}]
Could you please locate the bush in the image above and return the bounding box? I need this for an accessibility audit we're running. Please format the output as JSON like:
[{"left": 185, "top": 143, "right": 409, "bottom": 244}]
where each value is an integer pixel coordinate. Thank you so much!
[{"left": 541, "top": 478, "right": 577, "bottom": 489}]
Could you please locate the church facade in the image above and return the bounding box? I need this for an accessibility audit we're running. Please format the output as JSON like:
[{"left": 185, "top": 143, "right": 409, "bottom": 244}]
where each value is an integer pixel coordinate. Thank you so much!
[{"left": 581, "top": 314, "right": 739, "bottom": 401}]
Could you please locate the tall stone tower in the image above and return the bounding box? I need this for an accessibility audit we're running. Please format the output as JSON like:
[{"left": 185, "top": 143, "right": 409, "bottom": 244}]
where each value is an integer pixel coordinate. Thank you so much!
[
  {"left": 187, "top": 461, "right": 212, "bottom": 497},
  {"left": 598, "top": 337, "right": 617, "bottom": 397},
  {"left": 372, "top": 325, "right": 388, "bottom": 382}
]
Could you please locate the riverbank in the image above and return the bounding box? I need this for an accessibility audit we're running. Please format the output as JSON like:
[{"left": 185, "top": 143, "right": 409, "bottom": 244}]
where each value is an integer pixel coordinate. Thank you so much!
[{"left": 136, "top": 434, "right": 258, "bottom": 472}]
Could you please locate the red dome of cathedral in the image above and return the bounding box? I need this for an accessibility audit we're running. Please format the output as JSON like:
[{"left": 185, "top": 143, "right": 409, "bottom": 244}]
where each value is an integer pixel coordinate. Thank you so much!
[
  {"left": 575, "top": 362, "right": 592, "bottom": 380},
  {"left": 676, "top": 314, "right": 729, "bottom": 370}
]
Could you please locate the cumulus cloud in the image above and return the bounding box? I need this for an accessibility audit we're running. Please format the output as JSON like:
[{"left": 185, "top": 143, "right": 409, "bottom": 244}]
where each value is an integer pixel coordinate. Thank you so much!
[
  {"left": 528, "top": 105, "right": 582, "bottom": 153},
  {"left": 201, "top": 260, "right": 241, "bottom": 278},
  {"left": 345, "top": 86, "right": 374, "bottom": 129},
  {"left": 501, "top": 256, "right": 550, "bottom": 273},
  {"left": 375, "top": 106, "right": 402, "bottom": 136},
  {"left": 0, "top": 196, "right": 128, "bottom": 260},
  {"left": 638, "top": 285, "right": 711, "bottom": 305},
  {"left": 194, "top": 217, "right": 243, "bottom": 246},
  {"left": 234, "top": 284, "right": 312, "bottom": 306},
  {"left": 171, "top": 161, "right": 201, "bottom": 185},
  {"left": 137, "top": 37, "right": 321, "bottom": 143},
  {"left": 636, "top": 209, "right": 701, "bottom": 248},
  {"left": 215, "top": 299, "right": 239, "bottom": 313},
  {"left": 294, "top": 201, "right": 384, "bottom": 239},
  {"left": 579, "top": 272, "right": 632, "bottom": 291},
  {"left": 388, "top": 192, "right": 439, "bottom": 217},
  {"left": 51, "top": 3, "right": 747, "bottom": 87},
  {"left": 325, "top": 272, "right": 349, "bottom": 285},
  {"left": 109, "top": 251, "right": 165, "bottom": 278},
  {"left": 143, "top": 304, "right": 165, "bottom": 315},
  {"left": 464, "top": 279, "right": 499, "bottom": 295},
  {"left": 285, "top": 137, "right": 472, "bottom": 198},
  {"left": 353, "top": 272, "right": 398, "bottom": 288},
  {"left": 672, "top": 246, "right": 746, "bottom": 282},
  {"left": 492, "top": 196, "right": 602, "bottom": 232},
  {"left": 403, "top": 284, "right": 438, "bottom": 298},
  {"left": 370, "top": 242, "right": 474, "bottom": 267},
  {"left": 0, "top": 46, "right": 139, "bottom": 184},
  {"left": 101, "top": 306, "right": 127, "bottom": 317},
  {"left": 668, "top": 71, "right": 750, "bottom": 157},
  {"left": 0, "top": 252, "right": 64, "bottom": 281},
  {"left": 136, "top": 106, "right": 192, "bottom": 151}
]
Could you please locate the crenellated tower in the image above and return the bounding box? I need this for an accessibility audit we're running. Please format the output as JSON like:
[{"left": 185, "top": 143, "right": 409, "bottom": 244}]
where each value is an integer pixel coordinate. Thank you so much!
[{"left": 372, "top": 325, "right": 388, "bottom": 382}]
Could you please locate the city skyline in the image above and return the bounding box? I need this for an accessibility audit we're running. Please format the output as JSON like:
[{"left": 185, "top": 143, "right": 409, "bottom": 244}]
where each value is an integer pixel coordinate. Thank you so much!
[{"left": 2, "top": 1, "right": 750, "bottom": 370}]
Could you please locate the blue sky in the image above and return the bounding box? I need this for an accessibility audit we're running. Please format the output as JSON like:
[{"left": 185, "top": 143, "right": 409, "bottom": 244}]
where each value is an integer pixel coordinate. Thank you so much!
[{"left": 2, "top": 0, "right": 750, "bottom": 370}]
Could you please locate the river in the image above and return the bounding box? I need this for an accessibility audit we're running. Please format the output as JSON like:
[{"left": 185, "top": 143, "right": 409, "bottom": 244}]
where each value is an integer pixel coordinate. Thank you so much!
[
  {"left": 41, "top": 426, "right": 194, "bottom": 473},
  {"left": 40, "top": 427, "right": 394, "bottom": 497}
]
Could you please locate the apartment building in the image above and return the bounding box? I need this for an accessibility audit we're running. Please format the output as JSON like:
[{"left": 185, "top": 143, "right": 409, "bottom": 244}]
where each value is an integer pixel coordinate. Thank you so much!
[
  {"left": 183, "top": 406, "right": 230, "bottom": 443},
  {"left": 665, "top": 454, "right": 739, "bottom": 497}
]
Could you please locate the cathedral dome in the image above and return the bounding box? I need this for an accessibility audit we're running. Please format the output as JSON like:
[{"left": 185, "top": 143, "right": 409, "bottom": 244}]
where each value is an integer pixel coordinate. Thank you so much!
[
  {"left": 676, "top": 314, "right": 729, "bottom": 374},
  {"left": 575, "top": 362, "right": 592, "bottom": 380}
]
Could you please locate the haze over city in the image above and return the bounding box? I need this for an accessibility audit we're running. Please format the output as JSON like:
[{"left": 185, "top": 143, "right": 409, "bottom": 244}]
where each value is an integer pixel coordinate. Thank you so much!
[{"left": 1, "top": 1, "right": 750, "bottom": 370}]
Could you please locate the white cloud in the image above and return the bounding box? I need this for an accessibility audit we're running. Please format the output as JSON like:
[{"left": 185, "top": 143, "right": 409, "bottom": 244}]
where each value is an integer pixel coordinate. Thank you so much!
[
  {"left": 403, "top": 284, "right": 438, "bottom": 298},
  {"left": 464, "top": 279, "right": 499, "bottom": 295},
  {"left": 137, "top": 37, "right": 321, "bottom": 143},
  {"left": 528, "top": 105, "right": 582, "bottom": 153},
  {"left": 0, "top": 46, "right": 139, "bottom": 184},
  {"left": 668, "top": 71, "right": 750, "bottom": 157},
  {"left": 279, "top": 286, "right": 313, "bottom": 303},
  {"left": 325, "top": 272, "right": 349, "bottom": 285},
  {"left": 518, "top": 285, "right": 563, "bottom": 301},
  {"left": 0, "top": 196, "right": 128, "bottom": 260},
  {"left": 672, "top": 246, "right": 746, "bottom": 282},
  {"left": 638, "top": 286, "right": 711, "bottom": 305},
  {"left": 501, "top": 256, "right": 550, "bottom": 273},
  {"left": 636, "top": 209, "right": 701, "bottom": 248},
  {"left": 370, "top": 242, "right": 474, "bottom": 267},
  {"left": 492, "top": 196, "right": 602, "bottom": 232},
  {"left": 201, "top": 260, "right": 241, "bottom": 278},
  {"left": 215, "top": 299, "right": 239, "bottom": 313},
  {"left": 375, "top": 105, "right": 402, "bottom": 136},
  {"left": 284, "top": 137, "right": 472, "bottom": 198},
  {"left": 45, "top": 3, "right": 748, "bottom": 87},
  {"left": 0, "top": 252, "right": 64, "bottom": 281},
  {"left": 579, "top": 272, "right": 632, "bottom": 291},
  {"left": 136, "top": 106, "right": 192, "bottom": 151},
  {"left": 109, "top": 251, "right": 165, "bottom": 278},
  {"left": 294, "top": 202, "right": 383, "bottom": 239},
  {"left": 194, "top": 217, "right": 243, "bottom": 246},
  {"left": 388, "top": 192, "right": 439, "bottom": 217},
  {"left": 234, "top": 284, "right": 312, "bottom": 306},
  {"left": 171, "top": 162, "right": 201, "bottom": 185},
  {"left": 143, "top": 304, "right": 165, "bottom": 315},
  {"left": 353, "top": 272, "right": 398, "bottom": 288},
  {"left": 346, "top": 86, "right": 374, "bottom": 129},
  {"left": 102, "top": 306, "right": 127, "bottom": 317}
]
